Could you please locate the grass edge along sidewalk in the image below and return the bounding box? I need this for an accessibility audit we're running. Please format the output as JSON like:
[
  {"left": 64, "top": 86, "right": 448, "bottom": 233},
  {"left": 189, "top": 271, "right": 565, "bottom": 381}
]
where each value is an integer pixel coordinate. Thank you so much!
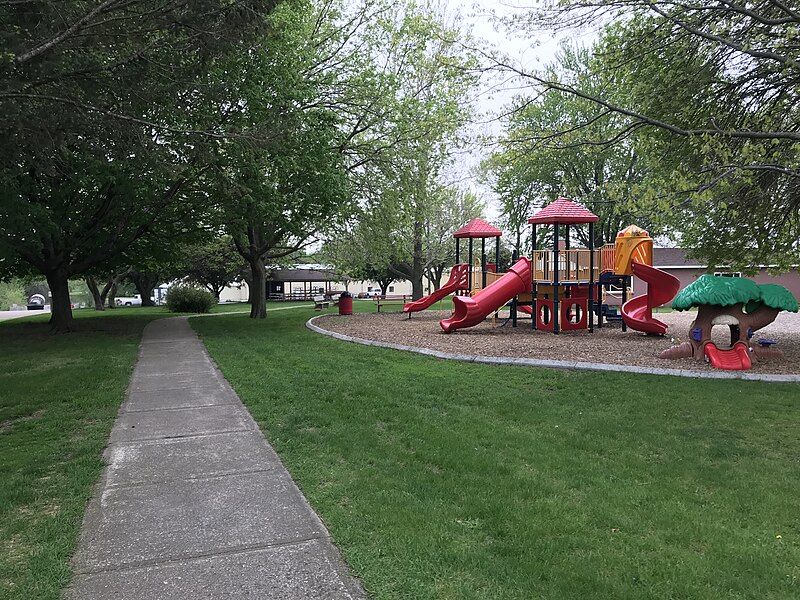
[
  {"left": 193, "top": 308, "right": 800, "bottom": 599},
  {"left": 0, "top": 312, "right": 167, "bottom": 599},
  {"left": 0, "top": 301, "right": 362, "bottom": 599}
]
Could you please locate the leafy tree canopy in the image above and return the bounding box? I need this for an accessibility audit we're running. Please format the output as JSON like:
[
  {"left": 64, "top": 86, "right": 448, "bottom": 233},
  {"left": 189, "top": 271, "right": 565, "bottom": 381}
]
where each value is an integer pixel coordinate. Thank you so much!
[
  {"left": 492, "top": 1, "right": 800, "bottom": 271},
  {"left": 484, "top": 46, "right": 664, "bottom": 251}
]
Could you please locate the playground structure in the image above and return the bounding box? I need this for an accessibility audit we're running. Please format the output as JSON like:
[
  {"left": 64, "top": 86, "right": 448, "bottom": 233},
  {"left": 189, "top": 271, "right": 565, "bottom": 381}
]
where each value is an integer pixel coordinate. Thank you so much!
[
  {"left": 403, "top": 218, "right": 502, "bottom": 315},
  {"left": 396, "top": 197, "right": 798, "bottom": 371},
  {"left": 660, "top": 275, "right": 799, "bottom": 370},
  {"left": 437, "top": 198, "right": 680, "bottom": 335}
]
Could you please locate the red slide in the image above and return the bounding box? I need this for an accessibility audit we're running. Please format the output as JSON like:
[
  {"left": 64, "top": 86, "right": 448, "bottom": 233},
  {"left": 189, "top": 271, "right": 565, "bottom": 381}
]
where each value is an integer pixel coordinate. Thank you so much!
[
  {"left": 704, "top": 341, "right": 752, "bottom": 371},
  {"left": 403, "top": 264, "right": 470, "bottom": 314},
  {"left": 621, "top": 261, "right": 680, "bottom": 335},
  {"left": 440, "top": 258, "right": 530, "bottom": 333}
]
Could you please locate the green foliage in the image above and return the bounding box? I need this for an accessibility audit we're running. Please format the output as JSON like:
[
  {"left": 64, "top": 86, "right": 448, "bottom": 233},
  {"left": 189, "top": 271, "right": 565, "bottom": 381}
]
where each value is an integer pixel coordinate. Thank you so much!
[
  {"left": 321, "top": 5, "right": 479, "bottom": 296},
  {"left": 0, "top": 280, "right": 24, "bottom": 310},
  {"left": 0, "top": 0, "right": 281, "bottom": 330},
  {"left": 485, "top": 47, "right": 662, "bottom": 250},
  {"left": 506, "top": 2, "right": 800, "bottom": 270},
  {"left": 327, "top": 186, "right": 484, "bottom": 290},
  {"left": 207, "top": 0, "right": 358, "bottom": 318},
  {"left": 165, "top": 286, "right": 216, "bottom": 314},
  {"left": 747, "top": 284, "right": 799, "bottom": 314},
  {"left": 183, "top": 237, "right": 243, "bottom": 299}
]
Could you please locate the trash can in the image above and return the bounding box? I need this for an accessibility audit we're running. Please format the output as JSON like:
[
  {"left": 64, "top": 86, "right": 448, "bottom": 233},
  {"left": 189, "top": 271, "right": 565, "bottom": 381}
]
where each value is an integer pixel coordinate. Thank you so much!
[{"left": 338, "top": 291, "right": 353, "bottom": 316}]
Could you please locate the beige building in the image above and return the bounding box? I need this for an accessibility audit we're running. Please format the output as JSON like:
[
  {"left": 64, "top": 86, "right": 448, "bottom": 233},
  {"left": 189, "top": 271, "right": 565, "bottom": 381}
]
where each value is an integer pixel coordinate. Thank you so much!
[{"left": 219, "top": 264, "right": 449, "bottom": 302}]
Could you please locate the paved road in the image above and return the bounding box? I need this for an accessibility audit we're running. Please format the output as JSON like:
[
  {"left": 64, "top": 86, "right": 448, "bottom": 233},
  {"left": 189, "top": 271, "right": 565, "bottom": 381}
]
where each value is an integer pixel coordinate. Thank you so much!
[
  {"left": 68, "top": 316, "right": 364, "bottom": 599},
  {"left": 0, "top": 309, "right": 46, "bottom": 322}
]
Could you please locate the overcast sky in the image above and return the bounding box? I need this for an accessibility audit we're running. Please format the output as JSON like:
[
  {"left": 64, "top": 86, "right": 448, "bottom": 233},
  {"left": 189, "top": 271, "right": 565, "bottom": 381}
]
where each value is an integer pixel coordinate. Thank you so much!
[{"left": 441, "top": 1, "right": 597, "bottom": 218}]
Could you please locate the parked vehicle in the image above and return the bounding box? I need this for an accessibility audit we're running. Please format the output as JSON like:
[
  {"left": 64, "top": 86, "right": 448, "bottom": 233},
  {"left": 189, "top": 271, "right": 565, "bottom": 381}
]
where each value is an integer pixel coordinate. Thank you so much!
[
  {"left": 115, "top": 295, "right": 142, "bottom": 306},
  {"left": 357, "top": 289, "right": 381, "bottom": 298},
  {"left": 26, "top": 294, "right": 46, "bottom": 310}
]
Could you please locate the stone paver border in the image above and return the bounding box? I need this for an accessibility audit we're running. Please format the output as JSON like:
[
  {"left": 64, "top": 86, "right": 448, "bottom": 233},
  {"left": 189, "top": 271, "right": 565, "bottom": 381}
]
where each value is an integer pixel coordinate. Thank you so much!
[{"left": 307, "top": 315, "right": 800, "bottom": 383}]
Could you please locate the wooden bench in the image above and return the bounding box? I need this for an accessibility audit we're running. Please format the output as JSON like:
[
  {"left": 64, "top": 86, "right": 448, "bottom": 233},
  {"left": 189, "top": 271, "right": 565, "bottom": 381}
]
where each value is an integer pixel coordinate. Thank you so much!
[
  {"left": 313, "top": 295, "right": 330, "bottom": 310},
  {"left": 374, "top": 295, "right": 411, "bottom": 314}
]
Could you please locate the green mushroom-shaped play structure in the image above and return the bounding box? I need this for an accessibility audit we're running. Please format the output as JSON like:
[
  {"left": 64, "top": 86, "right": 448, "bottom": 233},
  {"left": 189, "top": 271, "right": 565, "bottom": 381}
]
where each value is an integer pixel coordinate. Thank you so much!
[{"left": 660, "top": 275, "right": 799, "bottom": 370}]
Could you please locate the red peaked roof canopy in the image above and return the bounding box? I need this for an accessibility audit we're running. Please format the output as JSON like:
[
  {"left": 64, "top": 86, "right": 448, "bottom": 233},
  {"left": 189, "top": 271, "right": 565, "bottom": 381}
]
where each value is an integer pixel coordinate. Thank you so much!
[
  {"left": 453, "top": 218, "right": 503, "bottom": 239},
  {"left": 528, "top": 197, "right": 599, "bottom": 225}
]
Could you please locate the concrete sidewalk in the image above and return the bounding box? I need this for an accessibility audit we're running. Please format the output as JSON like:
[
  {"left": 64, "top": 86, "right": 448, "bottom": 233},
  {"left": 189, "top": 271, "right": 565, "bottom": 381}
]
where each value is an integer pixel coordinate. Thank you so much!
[{"left": 68, "top": 317, "right": 364, "bottom": 599}]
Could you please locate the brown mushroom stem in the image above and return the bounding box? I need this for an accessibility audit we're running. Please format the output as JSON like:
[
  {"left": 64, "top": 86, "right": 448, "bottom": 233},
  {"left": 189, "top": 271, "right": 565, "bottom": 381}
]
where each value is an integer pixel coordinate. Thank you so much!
[{"left": 742, "top": 306, "right": 780, "bottom": 334}]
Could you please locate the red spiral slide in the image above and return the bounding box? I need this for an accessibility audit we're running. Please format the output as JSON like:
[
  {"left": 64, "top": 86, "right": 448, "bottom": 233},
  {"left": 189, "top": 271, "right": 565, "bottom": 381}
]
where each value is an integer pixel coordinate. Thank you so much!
[
  {"left": 621, "top": 261, "right": 680, "bottom": 335},
  {"left": 403, "top": 264, "right": 470, "bottom": 314},
  {"left": 440, "top": 258, "right": 531, "bottom": 333}
]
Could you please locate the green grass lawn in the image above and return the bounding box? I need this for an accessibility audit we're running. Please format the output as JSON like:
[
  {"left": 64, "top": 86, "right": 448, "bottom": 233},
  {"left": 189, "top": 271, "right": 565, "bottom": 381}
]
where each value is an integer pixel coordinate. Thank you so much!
[
  {"left": 0, "top": 310, "right": 166, "bottom": 599},
  {"left": 211, "top": 300, "right": 313, "bottom": 313},
  {"left": 193, "top": 308, "right": 800, "bottom": 599}
]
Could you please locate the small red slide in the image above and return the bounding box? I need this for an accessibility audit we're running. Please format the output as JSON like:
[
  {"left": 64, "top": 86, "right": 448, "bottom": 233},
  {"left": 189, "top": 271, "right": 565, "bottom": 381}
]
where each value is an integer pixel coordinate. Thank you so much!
[
  {"left": 621, "top": 261, "right": 680, "bottom": 335},
  {"left": 440, "top": 258, "right": 531, "bottom": 333},
  {"left": 403, "top": 264, "right": 469, "bottom": 314},
  {"left": 704, "top": 341, "right": 752, "bottom": 370}
]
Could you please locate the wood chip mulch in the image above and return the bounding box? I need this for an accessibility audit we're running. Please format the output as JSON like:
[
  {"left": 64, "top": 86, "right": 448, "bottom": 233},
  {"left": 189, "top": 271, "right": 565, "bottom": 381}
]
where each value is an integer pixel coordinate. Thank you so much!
[{"left": 316, "top": 308, "right": 800, "bottom": 375}]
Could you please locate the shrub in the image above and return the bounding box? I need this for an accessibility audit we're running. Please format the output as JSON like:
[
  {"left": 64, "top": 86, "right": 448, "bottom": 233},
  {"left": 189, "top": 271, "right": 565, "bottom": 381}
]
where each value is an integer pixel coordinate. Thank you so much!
[{"left": 165, "top": 285, "right": 216, "bottom": 313}]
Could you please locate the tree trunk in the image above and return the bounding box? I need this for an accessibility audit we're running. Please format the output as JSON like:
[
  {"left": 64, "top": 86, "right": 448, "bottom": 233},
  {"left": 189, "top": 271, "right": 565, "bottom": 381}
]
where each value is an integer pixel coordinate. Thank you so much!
[
  {"left": 205, "top": 284, "right": 223, "bottom": 301},
  {"left": 103, "top": 270, "right": 129, "bottom": 308},
  {"left": 85, "top": 276, "right": 105, "bottom": 311},
  {"left": 249, "top": 257, "right": 267, "bottom": 319},
  {"left": 100, "top": 277, "right": 113, "bottom": 307},
  {"left": 45, "top": 268, "right": 74, "bottom": 333},
  {"left": 107, "top": 281, "right": 118, "bottom": 309},
  {"left": 411, "top": 214, "right": 425, "bottom": 300},
  {"left": 130, "top": 271, "right": 159, "bottom": 307},
  {"left": 378, "top": 278, "right": 393, "bottom": 297},
  {"left": 427, "top": 263, "right": 445, "bottom": 292}
]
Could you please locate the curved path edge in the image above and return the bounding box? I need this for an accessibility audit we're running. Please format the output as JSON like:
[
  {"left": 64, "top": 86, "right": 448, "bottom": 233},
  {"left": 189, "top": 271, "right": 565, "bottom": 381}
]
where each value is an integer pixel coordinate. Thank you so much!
[{"left": 307, "top": 315, "right": 800, "bottom": 383}]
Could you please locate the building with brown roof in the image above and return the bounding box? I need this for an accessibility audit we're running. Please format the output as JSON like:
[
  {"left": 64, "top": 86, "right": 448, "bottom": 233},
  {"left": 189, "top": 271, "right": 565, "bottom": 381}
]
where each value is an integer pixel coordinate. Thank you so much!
[{"left": 646, "top": 248, "right": 800, "bottom": 300}]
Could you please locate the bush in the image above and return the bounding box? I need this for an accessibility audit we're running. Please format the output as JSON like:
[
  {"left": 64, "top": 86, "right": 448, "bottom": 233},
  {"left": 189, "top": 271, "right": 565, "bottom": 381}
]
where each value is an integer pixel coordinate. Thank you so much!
[{"left": 165, "top": 285, "right": 216, "bottom": 313}]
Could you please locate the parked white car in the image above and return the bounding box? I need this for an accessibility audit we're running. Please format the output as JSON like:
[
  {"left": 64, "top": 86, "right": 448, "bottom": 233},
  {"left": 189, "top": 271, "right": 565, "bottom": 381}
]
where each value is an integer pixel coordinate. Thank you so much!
[{"left": 115, "top": 295, "right": 142, "bottom": 306}]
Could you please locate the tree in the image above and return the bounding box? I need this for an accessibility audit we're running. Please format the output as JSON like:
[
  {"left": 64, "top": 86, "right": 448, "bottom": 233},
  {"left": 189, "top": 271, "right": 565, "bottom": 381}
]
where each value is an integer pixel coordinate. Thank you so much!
[
  {"left": 422, "top": 188, "right": 485, "bottom": 291},
  {"left": 0, "top": 1, "right": 280, "bottom": 332},
  {"left": 490, "top": 1, "right": 800, "bottom": 270},
  {"left": 332, "top": 6, "right": 478, "bottom": 300},
  {"left": 184, "top": 237, "right": 243, "bottom": 300},
  {"left": 215, "top": 0, "right": 478, "bottom": 311},
  {"left": 218, "top": 112, "right": 350, "bottom": 319},
  {"left": 83, "top": 269, "right": 130, "bottom": 311},
  {"left": 323, "top": 213, "right": 401, "bottom": 296},
  {"left": 485, "top": 47, "right": 662, "bottom": 251},
  {"left": 325, "top": 184, "right": 485, "bottom": 296},
  {"left": 128, "top": 270, "right": 161, "bottom": 307}
]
